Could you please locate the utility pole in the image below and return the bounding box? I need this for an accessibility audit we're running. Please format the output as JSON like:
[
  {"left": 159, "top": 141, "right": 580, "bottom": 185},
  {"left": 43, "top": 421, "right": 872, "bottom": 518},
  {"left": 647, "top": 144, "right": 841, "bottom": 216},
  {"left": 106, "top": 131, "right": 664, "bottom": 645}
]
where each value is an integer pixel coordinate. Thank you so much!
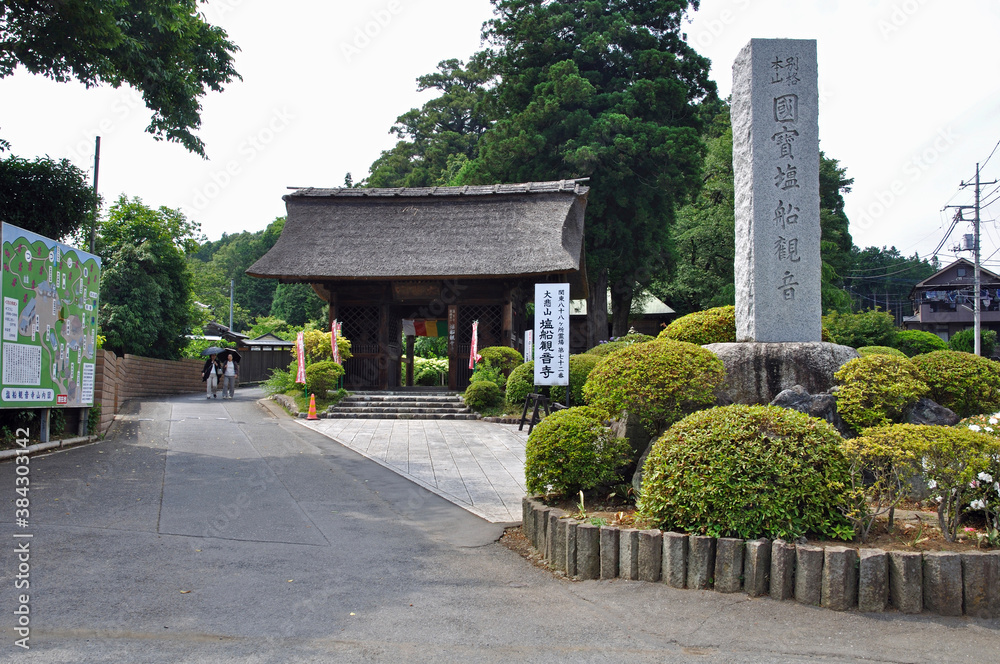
[
  {"left": 950, "top": 163, "right": 998, "bottom": 356},
  {"left": 89, "top": 136, "right": 100, "bottom": 253}
]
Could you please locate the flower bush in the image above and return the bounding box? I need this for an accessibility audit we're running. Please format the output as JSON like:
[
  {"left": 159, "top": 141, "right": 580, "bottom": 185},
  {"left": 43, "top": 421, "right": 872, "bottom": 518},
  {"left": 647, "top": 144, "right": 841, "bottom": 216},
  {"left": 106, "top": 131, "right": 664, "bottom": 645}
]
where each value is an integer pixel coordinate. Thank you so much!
[
  {"left": 411, "top": 356, "right": 447, "bottom": 386},
  {"left": 894, "top": 329, "right": 948, "bottom": 357},
  {"left": 833, "top": 355, "right": 929, "bottom": 433},
  {"left": 637, "top": 405, "right": 854, "bottom": 540},
  {"left": 658, "top": 305, "right": 736, "bottom": 345},
  {"left": 524, "top": 407, "right": 630, "bottom": 498},
  {"left": 464, "top": 380, "right": 502, "bottom": 412},
  {"left": 582, "top": 339, "right": 725, "bottom": 436},
  {"left": 841, "top": 428, "right": 921, "bottom": 541},
  {"left": 550, "top": 354, "right": 601, "bottom": 406},
  {"left": 958, "top": 413, "right": 1000, "bottom": 544},
  {"left": 910, "top": 350, "right": 1000, "bottom": 418}
]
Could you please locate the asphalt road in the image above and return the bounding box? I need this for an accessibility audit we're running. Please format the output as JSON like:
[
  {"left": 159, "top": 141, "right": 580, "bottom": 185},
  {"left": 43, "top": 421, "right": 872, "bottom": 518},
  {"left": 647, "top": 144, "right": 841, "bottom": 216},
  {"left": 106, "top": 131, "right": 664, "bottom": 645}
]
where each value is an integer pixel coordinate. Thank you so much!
[{"left": 0, "top": 390, "right": 997, "bottom": 663}]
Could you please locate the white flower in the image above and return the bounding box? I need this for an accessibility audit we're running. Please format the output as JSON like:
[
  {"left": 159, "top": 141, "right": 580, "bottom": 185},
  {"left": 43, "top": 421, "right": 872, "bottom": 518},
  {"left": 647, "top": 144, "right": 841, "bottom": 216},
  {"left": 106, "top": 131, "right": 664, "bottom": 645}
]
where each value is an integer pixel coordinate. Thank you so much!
[
  {"left": 987, "top": 427, "right": 995, "bottom": 433},
  {"left": 935, "top": 496, "right": 944, "bottom": 503},
  {"left": 980, "top": 472, "right": 994, "bottom": 483},
  {"left": 970, "top": 499, "right": 987, "bottom": 511},
  {"left": 927, "top": 479, "right": 937, "bottom": 489},
  {"left": 990, "top": 417, "right": 998, "bottom": 425},
  {"left": 969, "top": 424, "right": 982, "bottom": 432},
  {"left": 995, "top": 481, "right": 1000, "bottom": 495}
]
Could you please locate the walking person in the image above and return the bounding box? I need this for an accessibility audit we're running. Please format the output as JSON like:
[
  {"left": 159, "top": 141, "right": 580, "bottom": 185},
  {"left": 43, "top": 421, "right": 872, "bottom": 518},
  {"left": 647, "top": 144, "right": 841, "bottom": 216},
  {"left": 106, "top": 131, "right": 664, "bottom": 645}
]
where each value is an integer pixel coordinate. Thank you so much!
[
  {"left": 202, "top": 353, "right": 220, "bottom": 399},
  {"left": 220, "top": 351, "right": 239, "bottom": 399}
]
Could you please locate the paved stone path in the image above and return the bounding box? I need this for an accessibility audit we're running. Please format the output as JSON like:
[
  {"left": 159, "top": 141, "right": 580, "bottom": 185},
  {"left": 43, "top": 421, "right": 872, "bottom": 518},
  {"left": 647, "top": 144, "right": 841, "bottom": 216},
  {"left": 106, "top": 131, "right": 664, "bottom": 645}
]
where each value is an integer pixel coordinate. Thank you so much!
[{"left": 297, "top": 418, "right": 528, "bottom": 523}]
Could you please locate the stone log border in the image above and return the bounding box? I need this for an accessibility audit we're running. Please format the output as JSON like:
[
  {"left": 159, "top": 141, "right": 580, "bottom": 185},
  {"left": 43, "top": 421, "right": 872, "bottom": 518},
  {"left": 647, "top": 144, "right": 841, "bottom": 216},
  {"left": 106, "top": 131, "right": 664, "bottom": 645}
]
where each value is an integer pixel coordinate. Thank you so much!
[{"left": 522, "top": 497, "right": 1000, "bottom": 619}]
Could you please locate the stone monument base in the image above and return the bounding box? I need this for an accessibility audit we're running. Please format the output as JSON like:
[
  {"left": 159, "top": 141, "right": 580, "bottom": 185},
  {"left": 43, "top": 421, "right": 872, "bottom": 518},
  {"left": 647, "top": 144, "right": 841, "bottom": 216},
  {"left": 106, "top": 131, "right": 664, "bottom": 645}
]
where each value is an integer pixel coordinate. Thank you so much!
[{"left": 705, "top": 342, "right": 859, "bottom": 405}]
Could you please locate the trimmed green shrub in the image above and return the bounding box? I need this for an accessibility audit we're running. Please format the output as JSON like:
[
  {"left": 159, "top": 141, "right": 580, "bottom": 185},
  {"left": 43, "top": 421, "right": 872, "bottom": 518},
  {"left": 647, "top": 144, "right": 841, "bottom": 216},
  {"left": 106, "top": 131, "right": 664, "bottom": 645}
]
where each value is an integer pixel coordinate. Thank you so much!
[
  {"left": 834, "top": 355, "right": 928, "bottom": 432},
  {"left": 582, "top": 339, "right": 725, "bottom": 436},
  {"left": 822, "top": 309, "right": 898, "bottom": 348},
  {"left": 894, "top": 329, "right": 947, "bottom": 357},
  {"left": 478, "top": 346, "right": 524, "bottom": 375},
  {"left": 637, "top": 405, "right": 854, "bottom": 540},
  {"left": 470, "top": 363, "right": 506, "bottom": 391},
  {"left": 855, "top": 424, "right": 1000, "bottom": 541},
  {"left": 911, "top": 350, "right": 1000, "bottom": 418},
  {"left": 464, "top": 380, "right": 502, "bottom": 412},
  {"left": 659, "top": 305, "right": 736, "bottom": 345},
  {"left": 948, "top": 327, "right": 998, "bottom": 357},
  {"left": 505, "top": 361, "right": 546, "bottom": 408},
  {"left": 412, "top": 356, "right": 447, "bottom": 386},
  {"left": 550, "top": 354, "right": 601, "bottom": 406},
  {"left": 615, "top": 332, "right": 655, "bottom": 344},
  {"left": 305, "top": 360, "right": 345, "bottom": 396},
  {"left": 585, "top": 340, "right": 632, "bottom": 357},
  {"left": 841, "top": 430, "right": 920, "bottom": 542},
  {"left": 857, "top": 345, "right": 907, "bottom": 358},
  {"left": 524, "top": 407, "right": 631, "bottom": 497}
]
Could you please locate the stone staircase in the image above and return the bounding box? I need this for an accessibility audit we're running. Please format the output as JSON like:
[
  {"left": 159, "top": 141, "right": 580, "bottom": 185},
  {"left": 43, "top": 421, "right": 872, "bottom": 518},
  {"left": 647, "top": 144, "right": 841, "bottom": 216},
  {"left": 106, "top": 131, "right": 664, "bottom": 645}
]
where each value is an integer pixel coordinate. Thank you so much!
[{"left": 324, "top": 390, "right": 479, "bottom": 420}]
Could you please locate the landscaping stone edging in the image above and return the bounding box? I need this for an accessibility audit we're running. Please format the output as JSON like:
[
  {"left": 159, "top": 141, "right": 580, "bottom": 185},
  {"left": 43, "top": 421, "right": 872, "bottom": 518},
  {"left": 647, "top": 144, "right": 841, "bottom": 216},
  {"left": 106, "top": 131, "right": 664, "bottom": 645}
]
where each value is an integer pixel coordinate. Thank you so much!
[
  {"left": 0, "top": 435, "right": 98, "bottom": 461},
  {"left": 522, "top": 497, "right": 1000, "bottom": 619}
]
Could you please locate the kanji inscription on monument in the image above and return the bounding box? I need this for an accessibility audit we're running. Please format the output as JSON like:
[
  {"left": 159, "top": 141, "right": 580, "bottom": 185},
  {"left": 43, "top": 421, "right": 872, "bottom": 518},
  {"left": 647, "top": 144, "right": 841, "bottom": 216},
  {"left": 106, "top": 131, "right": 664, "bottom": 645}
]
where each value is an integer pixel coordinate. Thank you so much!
[{"left": 732, "top": 39, "right": 821, "bottom": 342}]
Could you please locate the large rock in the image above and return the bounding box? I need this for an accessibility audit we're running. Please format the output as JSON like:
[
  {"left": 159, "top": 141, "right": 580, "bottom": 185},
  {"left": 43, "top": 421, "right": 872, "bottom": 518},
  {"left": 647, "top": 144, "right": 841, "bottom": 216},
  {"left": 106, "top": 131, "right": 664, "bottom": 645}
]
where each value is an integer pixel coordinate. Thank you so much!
[
  {"left": 610, "top": 411, "right": 652, "bottom": 494},
  {"left": 770, "top": 385, "right": 851, "bottom": 437},
  {"left": 905, "top": 398, "right": 960, "bottom": 426},
  {"left": 705, "top": 342, "right": 859, "bottom": 405}
]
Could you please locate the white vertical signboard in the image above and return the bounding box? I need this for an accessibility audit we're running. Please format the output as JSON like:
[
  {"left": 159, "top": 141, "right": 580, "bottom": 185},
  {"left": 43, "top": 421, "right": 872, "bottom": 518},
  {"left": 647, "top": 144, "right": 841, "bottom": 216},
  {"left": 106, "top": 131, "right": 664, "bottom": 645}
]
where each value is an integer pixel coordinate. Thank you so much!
[{"left": 533, "top": 283, "right": 569, "bottom": 387}]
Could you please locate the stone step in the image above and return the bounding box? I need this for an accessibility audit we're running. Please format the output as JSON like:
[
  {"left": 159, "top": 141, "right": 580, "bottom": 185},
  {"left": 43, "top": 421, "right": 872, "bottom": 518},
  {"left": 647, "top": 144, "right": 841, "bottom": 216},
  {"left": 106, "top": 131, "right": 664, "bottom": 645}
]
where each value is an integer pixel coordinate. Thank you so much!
[
  {"left": 349, "top": 390, "right": 461, "bottom": 397},
  {"left": 342, "top": 395, "right": 464, "bottom": 404},
  {"left": 324, "top": 412, "right": 480, "bottom": 420},
  {"left": 331, "top": 406, "right": 472, "bottom": 415},
  {"left": 338, "top": 399, "right": 466, "bottom": 409}
]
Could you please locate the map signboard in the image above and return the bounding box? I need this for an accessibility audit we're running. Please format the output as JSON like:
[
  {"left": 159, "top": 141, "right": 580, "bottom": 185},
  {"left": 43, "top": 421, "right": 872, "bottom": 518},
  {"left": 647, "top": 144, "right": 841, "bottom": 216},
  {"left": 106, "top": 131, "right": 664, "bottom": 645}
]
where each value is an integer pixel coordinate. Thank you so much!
[{"left": 1, "top": 223, "right": 101, "bottom": 408}]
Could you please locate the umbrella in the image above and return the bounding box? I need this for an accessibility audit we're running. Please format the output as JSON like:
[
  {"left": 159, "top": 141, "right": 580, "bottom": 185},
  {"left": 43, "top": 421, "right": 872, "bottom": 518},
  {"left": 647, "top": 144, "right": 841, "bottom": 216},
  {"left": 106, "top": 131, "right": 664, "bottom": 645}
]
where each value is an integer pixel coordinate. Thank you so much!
[{"left": 201, "top": 347, "right": 241, "bottom": 361}]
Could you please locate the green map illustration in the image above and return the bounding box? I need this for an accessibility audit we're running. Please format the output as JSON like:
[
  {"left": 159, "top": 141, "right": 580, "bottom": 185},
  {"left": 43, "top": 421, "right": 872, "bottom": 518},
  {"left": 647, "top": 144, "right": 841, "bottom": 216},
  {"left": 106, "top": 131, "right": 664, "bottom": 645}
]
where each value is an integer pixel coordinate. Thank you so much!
[{"left": 2, "top": 223, "right": 101, "bottom": 408}]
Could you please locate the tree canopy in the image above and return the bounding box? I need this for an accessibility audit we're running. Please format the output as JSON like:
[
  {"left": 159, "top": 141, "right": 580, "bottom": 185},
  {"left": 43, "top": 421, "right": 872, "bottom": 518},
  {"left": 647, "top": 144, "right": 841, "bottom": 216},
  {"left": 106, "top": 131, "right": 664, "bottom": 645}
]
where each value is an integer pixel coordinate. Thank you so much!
[
  {"left": 98, "top": 195, "right": 198, "bottom": 359},
  {"left": 0, "top": 0, "right": 240, "bottom": 156},
  {"left": 456, "top": 0, "right": 717, "bottom": 340},
  {"left": 365, "top": 56, "right": 492, "bottom": 188},
  {"left": 0, "top": 153, "right": 97, "bottom": 240}
]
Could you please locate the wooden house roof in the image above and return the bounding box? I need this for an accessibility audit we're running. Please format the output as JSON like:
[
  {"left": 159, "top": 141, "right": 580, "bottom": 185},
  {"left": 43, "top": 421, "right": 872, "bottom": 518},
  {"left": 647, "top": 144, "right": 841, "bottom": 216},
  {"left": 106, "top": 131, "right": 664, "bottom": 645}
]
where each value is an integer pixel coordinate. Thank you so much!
[
  {"left": 247, "top": 180, "right": 589, "bottom": 287},
  {"left": 911, "top": 258, "right": 1000, "bottom": 290}
]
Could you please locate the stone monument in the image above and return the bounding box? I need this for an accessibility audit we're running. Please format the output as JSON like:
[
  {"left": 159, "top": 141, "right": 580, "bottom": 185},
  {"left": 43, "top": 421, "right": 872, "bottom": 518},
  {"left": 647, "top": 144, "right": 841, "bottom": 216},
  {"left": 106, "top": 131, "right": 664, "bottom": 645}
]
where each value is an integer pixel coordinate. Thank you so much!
[{"left": 709, "top": 38, "right": 857, "bottom": 404}]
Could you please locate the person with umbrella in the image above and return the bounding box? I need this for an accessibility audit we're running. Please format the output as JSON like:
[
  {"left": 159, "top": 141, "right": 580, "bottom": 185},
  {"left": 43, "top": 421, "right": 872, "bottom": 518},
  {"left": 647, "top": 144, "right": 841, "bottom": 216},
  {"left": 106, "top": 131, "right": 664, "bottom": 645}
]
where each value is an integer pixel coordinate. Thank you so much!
[
  {"left": 220, "top": 350, "right": 240, "bottom": 399},
  {"left": 201, "top": 350, "right": 221, "bottom": 399}
]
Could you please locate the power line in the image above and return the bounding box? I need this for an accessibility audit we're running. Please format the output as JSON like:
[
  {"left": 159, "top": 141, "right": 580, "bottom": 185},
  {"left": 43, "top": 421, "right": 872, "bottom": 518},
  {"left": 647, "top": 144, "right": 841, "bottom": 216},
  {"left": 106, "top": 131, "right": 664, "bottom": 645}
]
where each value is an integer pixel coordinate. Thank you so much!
[{"left": 981, "top": 136, "right": 1000, "bottom": 170}]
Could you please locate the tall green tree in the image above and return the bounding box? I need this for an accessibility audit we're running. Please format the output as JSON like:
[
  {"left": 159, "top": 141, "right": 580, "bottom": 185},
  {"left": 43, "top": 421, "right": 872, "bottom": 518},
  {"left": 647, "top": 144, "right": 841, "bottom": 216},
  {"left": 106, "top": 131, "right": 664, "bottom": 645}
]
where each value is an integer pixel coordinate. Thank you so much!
[
  {"left": 0, "top": 0, "right": 240, "bottom": 156},
  {"left": 365, "top": 56, "right": 492, "bottom": 188},
  {"left": 0, "top": 154, "right": 97, "bottom": 240},
  {"left": 842, "top": 246, "right": 936, "bottom": 321},
  {"left": 98, "top": 195, "right": 198, "bottom": 359},
  {"left": 459, "top": 0, "right": 716, "bottom": 341},
  {"left": 269, "top": 283, "right": 324, "bottom": 327}
]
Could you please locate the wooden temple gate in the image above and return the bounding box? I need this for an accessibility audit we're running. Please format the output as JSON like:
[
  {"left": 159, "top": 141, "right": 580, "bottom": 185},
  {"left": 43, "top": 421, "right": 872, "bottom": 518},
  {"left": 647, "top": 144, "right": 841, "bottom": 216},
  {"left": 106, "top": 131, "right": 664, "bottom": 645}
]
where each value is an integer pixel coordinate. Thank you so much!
[{"left": 247, "top": 180, "right": 589, "bottom": 391}]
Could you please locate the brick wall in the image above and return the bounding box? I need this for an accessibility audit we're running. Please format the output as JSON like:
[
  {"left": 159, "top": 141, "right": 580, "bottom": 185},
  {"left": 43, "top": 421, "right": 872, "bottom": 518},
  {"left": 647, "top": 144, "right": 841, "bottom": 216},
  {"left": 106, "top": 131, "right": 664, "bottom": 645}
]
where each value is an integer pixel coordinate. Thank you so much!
[{"left": 93, "top": 350, "right": 206, "bottom": 434}]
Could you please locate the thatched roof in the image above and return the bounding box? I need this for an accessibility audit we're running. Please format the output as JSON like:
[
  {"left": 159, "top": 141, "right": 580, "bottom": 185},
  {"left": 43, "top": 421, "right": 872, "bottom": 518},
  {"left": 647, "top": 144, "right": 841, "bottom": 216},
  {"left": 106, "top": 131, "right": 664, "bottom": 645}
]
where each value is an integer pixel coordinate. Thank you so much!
[{"left": 247, "top": 181, "right": 589, "bottom": 287}]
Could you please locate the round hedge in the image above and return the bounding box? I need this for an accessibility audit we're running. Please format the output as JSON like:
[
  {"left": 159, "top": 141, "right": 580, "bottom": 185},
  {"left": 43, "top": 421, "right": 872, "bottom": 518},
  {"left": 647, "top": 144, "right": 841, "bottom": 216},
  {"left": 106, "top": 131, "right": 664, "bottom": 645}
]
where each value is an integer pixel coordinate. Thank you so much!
[
  {"left": 834, "top": 355, "right": 928, "bottom": 432},
  {"left": 911, "top": 350, "right": 1000, "bottom": 418},
  {"left": 582, "top": 339, "right": 725, "bottom": 436},
  {"left": 637, "top": 405, "right": 854, "bottom": 540},
  {"left": 894, "top": 329, "right": 947, "bottom": 357},
  {"left": 505, "top": 362, "right": 546, "bottom": 408},
  {"left": 658, "top": 305, "right": 736, "bottom": 345},
  {"left": 857, "top": 345, "right": 907, "bottom": 358},
  {"left": 550, "top": 354, "right": 601, "bottom": 405},
  {"left": 305, "top": 360, "right": 344, "bottom": 396},
  {"left": 464, "top": 381, "right": 501, "bottom": 412},
  {"left": 524, "top": 407, "right": 631, "bottom": 497},
  {"left": 948, "top": 327, "right": 998, "bottom": 358},
  {"left": 478, "top": 346, "right": 524, "bottom": 375},
  {"left": 585, "top": 340, "right": 632, "bottom": 357}
]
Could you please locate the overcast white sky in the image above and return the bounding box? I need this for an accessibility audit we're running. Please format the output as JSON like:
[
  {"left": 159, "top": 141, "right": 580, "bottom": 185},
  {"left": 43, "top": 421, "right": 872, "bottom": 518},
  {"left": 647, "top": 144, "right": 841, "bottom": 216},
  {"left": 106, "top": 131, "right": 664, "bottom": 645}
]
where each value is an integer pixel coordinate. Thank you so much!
[{"left": 2, "top": 0, "right": 999, "bottom": 270}]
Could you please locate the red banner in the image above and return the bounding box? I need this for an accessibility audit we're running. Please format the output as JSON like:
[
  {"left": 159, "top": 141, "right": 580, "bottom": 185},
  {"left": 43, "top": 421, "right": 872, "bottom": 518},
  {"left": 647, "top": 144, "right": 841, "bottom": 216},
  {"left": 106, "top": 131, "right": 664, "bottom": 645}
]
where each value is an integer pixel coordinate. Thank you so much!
[
  {"left": 469, "top": 320, "right": 481, "bottom": 370},
  {"left": 331, "top": 320, "right": 340, "bottom": 364},
  {"left": 296, "top": 331, "right": 307, "bottom": 384}
]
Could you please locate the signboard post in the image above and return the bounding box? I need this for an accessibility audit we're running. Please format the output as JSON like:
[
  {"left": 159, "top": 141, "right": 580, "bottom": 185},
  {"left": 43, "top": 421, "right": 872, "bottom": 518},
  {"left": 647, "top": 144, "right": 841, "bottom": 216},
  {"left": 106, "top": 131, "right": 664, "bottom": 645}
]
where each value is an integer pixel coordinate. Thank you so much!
[
  {"left": 1, "top": 223, "right": 102, "bottom": 415},
  {"left": 533, "top": 283, "right": 570, "bottom": 403}
]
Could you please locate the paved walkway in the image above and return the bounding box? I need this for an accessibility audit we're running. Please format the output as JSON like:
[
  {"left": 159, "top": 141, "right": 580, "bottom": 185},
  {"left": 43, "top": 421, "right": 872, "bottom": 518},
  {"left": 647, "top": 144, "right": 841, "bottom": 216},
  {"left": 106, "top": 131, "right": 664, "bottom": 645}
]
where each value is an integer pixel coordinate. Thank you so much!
[{"left": 297, "top": 418, "right": 528, "bottom": 523}]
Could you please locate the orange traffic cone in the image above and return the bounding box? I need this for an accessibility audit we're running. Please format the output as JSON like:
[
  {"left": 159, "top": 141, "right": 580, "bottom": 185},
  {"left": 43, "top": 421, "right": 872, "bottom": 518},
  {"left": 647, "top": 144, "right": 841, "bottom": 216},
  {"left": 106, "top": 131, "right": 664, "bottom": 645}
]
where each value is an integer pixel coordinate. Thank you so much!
[{"left": 307, "top": 393, "right": 319, "bottom": 420}]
